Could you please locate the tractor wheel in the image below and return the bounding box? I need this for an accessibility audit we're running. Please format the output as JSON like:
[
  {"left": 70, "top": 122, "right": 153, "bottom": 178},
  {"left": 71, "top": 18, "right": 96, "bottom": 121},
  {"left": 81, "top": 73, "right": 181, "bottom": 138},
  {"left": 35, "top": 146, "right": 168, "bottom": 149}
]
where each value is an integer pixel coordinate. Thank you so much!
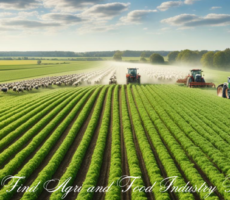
[
  {"left": 186, "top": 77, "right": 192, "bottom": 87},
  {"left": 138, "top": 77, "right": 141, "bottom": 84},
  {"left": 226, "top": 88, "right": 229, "bottom": 99},
  {"left": 223, "top": 84, "right": 228, "bottom": 98},
  {"left": 126, "top": 78, "right": 129, "bottom": 85},
  {"left": 217, "top": 85, "right": 223, "bottom": 97}
]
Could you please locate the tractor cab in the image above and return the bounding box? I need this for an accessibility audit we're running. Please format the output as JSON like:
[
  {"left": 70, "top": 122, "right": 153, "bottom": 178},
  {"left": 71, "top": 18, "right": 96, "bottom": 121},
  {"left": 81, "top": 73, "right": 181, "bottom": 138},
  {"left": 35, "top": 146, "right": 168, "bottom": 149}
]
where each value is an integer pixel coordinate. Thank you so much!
[
  {"left": 190, "top": 69, "right": 203, "bottom": 82},
  {"left": 128, "top": 68, "right": 137, "bottom": 76},
  {"left": 126, "top": 68, "right": 141, "bottom": 84}
]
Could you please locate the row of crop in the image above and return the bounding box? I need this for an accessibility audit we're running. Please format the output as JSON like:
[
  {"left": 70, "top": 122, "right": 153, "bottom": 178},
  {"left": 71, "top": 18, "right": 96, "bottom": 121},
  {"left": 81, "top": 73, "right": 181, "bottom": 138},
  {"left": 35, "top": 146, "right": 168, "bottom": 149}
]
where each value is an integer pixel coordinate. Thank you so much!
[
  {"left": 0, "top": 88, "right": 72, "bottom": 131},
  {"left": 76, "top": 86, "right": 113, "bottom": 200},
  {"left": 105, "top": 85, "right": 122, "bottom": 200},
  {"left": 0, "top": 88, "right": 69, "bottom": 125},
  {"left": 0, "top": 87, "right": 100, "bottom": 200},
  {"left": 0, "top": 88, "right": 62, "bottom": 116},
  {"left": 120, "top": 85, "right": 147, "bottom": 200},
  {"left": 19, "top": 86, "right": 104, "bottom": 200},
  {"left": 145, "top": 85, "right": 228, "bottom": 199},
  {"left": 0, "top": 88, "right": 89, "bottom": 168},
  {"left": 153, "top": 85, "right": 230, "bottom": 167},
  {"left": 126, "top": 85, "right": 171, "bottom": 200},
  {"left": 170, "top": 85, "right": 230, "bottom": 130},
  {"left": 0, "top": 88, "right": 83, "bottom": 153},
  {"left": 0, "top": 89, "right": 75, "bottom": 140},
  {"left": 48, "top": 86, "right": 108, "bottom": 200},
  {"left": 160, "top": 85, "right": 230, "bottom": 145},
  {"left": 138, "top": 85, "right": 219, "bottom": 200},
  {"left": 0, "top": 87, "right": 92, "bottom": 186},
  {"left": 132, "top": 85, "right": 195, "bottom": 200},
  {"left": 174, "top": 84, "right": 230, "bottom": 118}
]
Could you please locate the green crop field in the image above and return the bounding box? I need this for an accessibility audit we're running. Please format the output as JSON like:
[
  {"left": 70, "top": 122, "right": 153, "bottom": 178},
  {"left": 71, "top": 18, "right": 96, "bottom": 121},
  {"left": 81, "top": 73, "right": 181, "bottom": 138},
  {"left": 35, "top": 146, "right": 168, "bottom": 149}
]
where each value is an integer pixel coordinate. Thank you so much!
[
  {"left": 0, "top": 61, "right": 102, "bottom": 83},
  {"left": 0, "top": 84, "right": 230, "bottom": 200}
]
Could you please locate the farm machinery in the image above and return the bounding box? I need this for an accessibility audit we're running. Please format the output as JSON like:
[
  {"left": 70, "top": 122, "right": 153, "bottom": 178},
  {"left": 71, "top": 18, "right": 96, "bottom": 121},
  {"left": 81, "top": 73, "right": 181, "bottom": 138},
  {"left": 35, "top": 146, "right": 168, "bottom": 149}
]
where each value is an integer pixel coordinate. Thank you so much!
[
  {"left": 109, "top": 72, "right": 117, "bottom": 85},
  {"left": 176, "top": 69, "right": 215, "bottom": 88},
  {"left": 217, "top": 77, "right": 230, "bottom": 98},
  {"left": 126, "top": 68, "right": 141, "bottom": 84}
]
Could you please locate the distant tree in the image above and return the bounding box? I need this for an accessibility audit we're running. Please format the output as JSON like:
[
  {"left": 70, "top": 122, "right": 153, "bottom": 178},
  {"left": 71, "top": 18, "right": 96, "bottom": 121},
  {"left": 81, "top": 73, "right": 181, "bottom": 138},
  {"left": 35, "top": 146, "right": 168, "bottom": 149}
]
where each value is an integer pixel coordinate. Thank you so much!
[
  {"left": 140, "top": 52, "right": 147, "bottom": 62},
  {"left": 17, "top": 57, "right": 21, "bottom": 60},
  {"left": 168, "top": 51, "right": 179, "bottom": 63},
  {"left": 140, "top": 52, "right": 146, "bottom": 58},
  {"left": 176, "top": 50, "right": 199, "bottom": 64},
  {"left": 201, "top": 52, "right": 215, "bottom": 68},
  {"left": 150, "top": 53, "right": 164, "bottom": 64},
  {"left": 198, "top": 50, "right": 208, "bottom": 59},
  {"left": 213, "top": 51, "right": 226, "bottom": 69},
  {"left": 113, "top": 51, "right": 123, "bottom": 61},
  {"left": 37, "top": 60, "right": 42, "bottom": 65},
  {"left": 23, "top": 57, "right": 28, "bottom": 60},
  {"left": 224, "top": 48, "right": 230, "bottom": 65}
]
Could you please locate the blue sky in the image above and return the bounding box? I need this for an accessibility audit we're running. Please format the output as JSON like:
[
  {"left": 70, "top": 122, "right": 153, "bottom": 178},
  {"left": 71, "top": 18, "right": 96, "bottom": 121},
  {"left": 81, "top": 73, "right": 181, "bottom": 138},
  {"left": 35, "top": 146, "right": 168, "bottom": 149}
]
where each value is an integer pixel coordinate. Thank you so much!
[{"left": 0, "top": 0, "right": 229, "bottom": 51}]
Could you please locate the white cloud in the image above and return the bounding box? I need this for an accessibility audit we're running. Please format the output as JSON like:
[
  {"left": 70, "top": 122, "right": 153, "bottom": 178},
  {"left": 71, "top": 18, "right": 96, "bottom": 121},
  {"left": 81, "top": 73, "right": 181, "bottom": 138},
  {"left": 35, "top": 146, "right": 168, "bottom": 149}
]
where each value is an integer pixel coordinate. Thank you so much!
[
  {"left": 211, "top": 6, "right": 222, "bottom": 10},
  {"left": 42, "top": 0, "right": 103, "bottom": 12},
  {"left": 184, "top": 0, "right": 200, "bottom": 5},
  {"left": 18, "top": 11, "right": 39, "bottom": 18},
  {"left": 157, "top": 1, "right": 183, "bottom": 11},
  {"left": 0, "top": 0, "right": 40, "bottom": 10},
  {"left": 82, "top": 3, "right": 130, "bottom": 19},
  {"left": 0, "top": 12, "right": 15, "bottom": 17},
  {"left": 120, "top": 10, "right": 157, "bottom": 24},
  {"left": 78, "top": 23, "right": 117, "bottom": 34},
  {"left": 0, "top": 19, "right": 61, "bottom": 29},
  {"left": 162, "top": 13, "right": 230, "bottom": 28},
  {"left": 42, "top": 13, "right": 87, "bottom": 24}
]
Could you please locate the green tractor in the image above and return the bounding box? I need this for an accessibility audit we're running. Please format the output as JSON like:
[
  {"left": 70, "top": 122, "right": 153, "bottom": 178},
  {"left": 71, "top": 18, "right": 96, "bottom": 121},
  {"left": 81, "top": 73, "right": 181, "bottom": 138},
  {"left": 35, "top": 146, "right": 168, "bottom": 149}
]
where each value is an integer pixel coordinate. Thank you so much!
[{"left": 217, "top": 77, "right": 230, "bottom": 98}]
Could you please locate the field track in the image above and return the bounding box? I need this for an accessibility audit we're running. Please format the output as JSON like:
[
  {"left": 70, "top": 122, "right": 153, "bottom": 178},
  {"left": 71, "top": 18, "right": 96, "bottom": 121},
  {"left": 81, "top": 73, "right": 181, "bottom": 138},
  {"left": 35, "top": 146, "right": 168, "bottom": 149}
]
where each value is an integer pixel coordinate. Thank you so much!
[{"left": 1, "top": 85, "right": 230, "bottom": 200}]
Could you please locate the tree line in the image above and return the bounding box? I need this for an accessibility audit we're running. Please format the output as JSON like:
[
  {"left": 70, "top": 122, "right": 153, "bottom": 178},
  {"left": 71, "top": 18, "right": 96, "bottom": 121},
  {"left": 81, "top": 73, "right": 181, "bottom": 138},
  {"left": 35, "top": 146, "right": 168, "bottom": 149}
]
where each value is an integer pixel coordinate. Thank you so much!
[
  {"left": 168, "top": 49, "right": 230, "bottom": 70},
  {"left": 0, "top": 50, "right": 171, "bottom": 57}
]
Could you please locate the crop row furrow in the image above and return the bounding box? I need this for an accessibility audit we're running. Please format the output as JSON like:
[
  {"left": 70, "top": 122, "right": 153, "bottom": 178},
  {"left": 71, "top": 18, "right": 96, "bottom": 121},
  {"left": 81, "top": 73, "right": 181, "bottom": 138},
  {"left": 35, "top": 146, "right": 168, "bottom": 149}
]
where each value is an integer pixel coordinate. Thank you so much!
[
  {"left": 0, "top": 89, "right": 79, "bottom": 153},
  {"left": 133, "top": 85, "right": 195, "bottom": 200},
  {"left": 121, "top": 85, "right": 147, "bottom": 200},
  {"left": 105, "top": 85, "right": 122, "bottom": 200},
  {"left": 76, "top": 86, "right": 113, "bottom": 200},
  {"left": 155, "top": 85, "right": 230, "bottom": 162},
  {"left": 0, "top": 89, "right": 76, "bottom": 140},
  {"left": 168, "top": 86, "right": 230, "bottom": 132},
  {"left": 19, "top": 86, "right": 103, "bottom": 200},
  {"left": 0, "top": 88, "right": 93, "bottom": 194},
  {"left": 0, "top": 88, "right": 89, "bottom": 167},
  {"left": 140, "top": 85, "right": 218, "bottom": 200},
  {"left": 145, "top": 85, "right": 227, "bottom": 199},
  {"left": 127, "top": 85, "right": 171, "bottom": 200},
  {"left": 0, "top": 88, "right": 70, "bottom": 124}
]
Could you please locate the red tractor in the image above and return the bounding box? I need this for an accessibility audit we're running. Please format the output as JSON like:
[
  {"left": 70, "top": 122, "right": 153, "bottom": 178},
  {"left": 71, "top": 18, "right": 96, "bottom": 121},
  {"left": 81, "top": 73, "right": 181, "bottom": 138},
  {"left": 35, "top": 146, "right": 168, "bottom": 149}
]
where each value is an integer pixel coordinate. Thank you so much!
[
  {"left": 176, "top": 69, "right": 215, "bottom": 88},
  {"left": 126, "top": 68, "right": 141, "bottom": 84}
]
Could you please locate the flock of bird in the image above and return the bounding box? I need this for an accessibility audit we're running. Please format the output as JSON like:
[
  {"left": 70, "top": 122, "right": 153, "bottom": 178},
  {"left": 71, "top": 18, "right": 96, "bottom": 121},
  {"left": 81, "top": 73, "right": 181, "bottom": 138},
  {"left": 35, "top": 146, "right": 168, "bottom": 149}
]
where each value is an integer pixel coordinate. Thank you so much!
[{"left": 0, "top": 67, "right": 115, "bottom": 93}]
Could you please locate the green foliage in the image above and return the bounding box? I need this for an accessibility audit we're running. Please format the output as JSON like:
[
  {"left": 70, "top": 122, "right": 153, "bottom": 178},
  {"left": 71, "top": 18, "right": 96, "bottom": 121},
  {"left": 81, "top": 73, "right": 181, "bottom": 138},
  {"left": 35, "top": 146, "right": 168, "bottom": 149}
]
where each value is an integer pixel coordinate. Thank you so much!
[
  {"left": 121, "top": 85, "right": 147, "bottom": 200},
  {"left": 213, "top": 51, "right": 226, "bottom": 69},
  {"left": 37, "top": 60, "right": 42, "bottom": 65},
  {"left": 105, "top": 85, "right": 122, "bottom": 200},
  {"left": 176, "top": 49, "right": 199, "bottom": 64},
  {"left": 113, "top": 51, "right": 123, "bottom": 61},
  {"left": 201, "top": 51, "right": 215, "bottom": 68},
  {"left": 127, "top": 85, "right": 171, "bottom": 200},
  {"left": 224, "top": 48, "right": 230, "bottom": 65},
  {"left": 77, "top": 86, "right": 113, "bottom": 200},
  {"left": 168, "top": 51, "right": 179, "bottom": 63},
  {"left": 149, "top": 53, "right": 164, "bottom": 64},
  {"left": 0, "top": 87, "right": 95, "bottom": 199}
]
